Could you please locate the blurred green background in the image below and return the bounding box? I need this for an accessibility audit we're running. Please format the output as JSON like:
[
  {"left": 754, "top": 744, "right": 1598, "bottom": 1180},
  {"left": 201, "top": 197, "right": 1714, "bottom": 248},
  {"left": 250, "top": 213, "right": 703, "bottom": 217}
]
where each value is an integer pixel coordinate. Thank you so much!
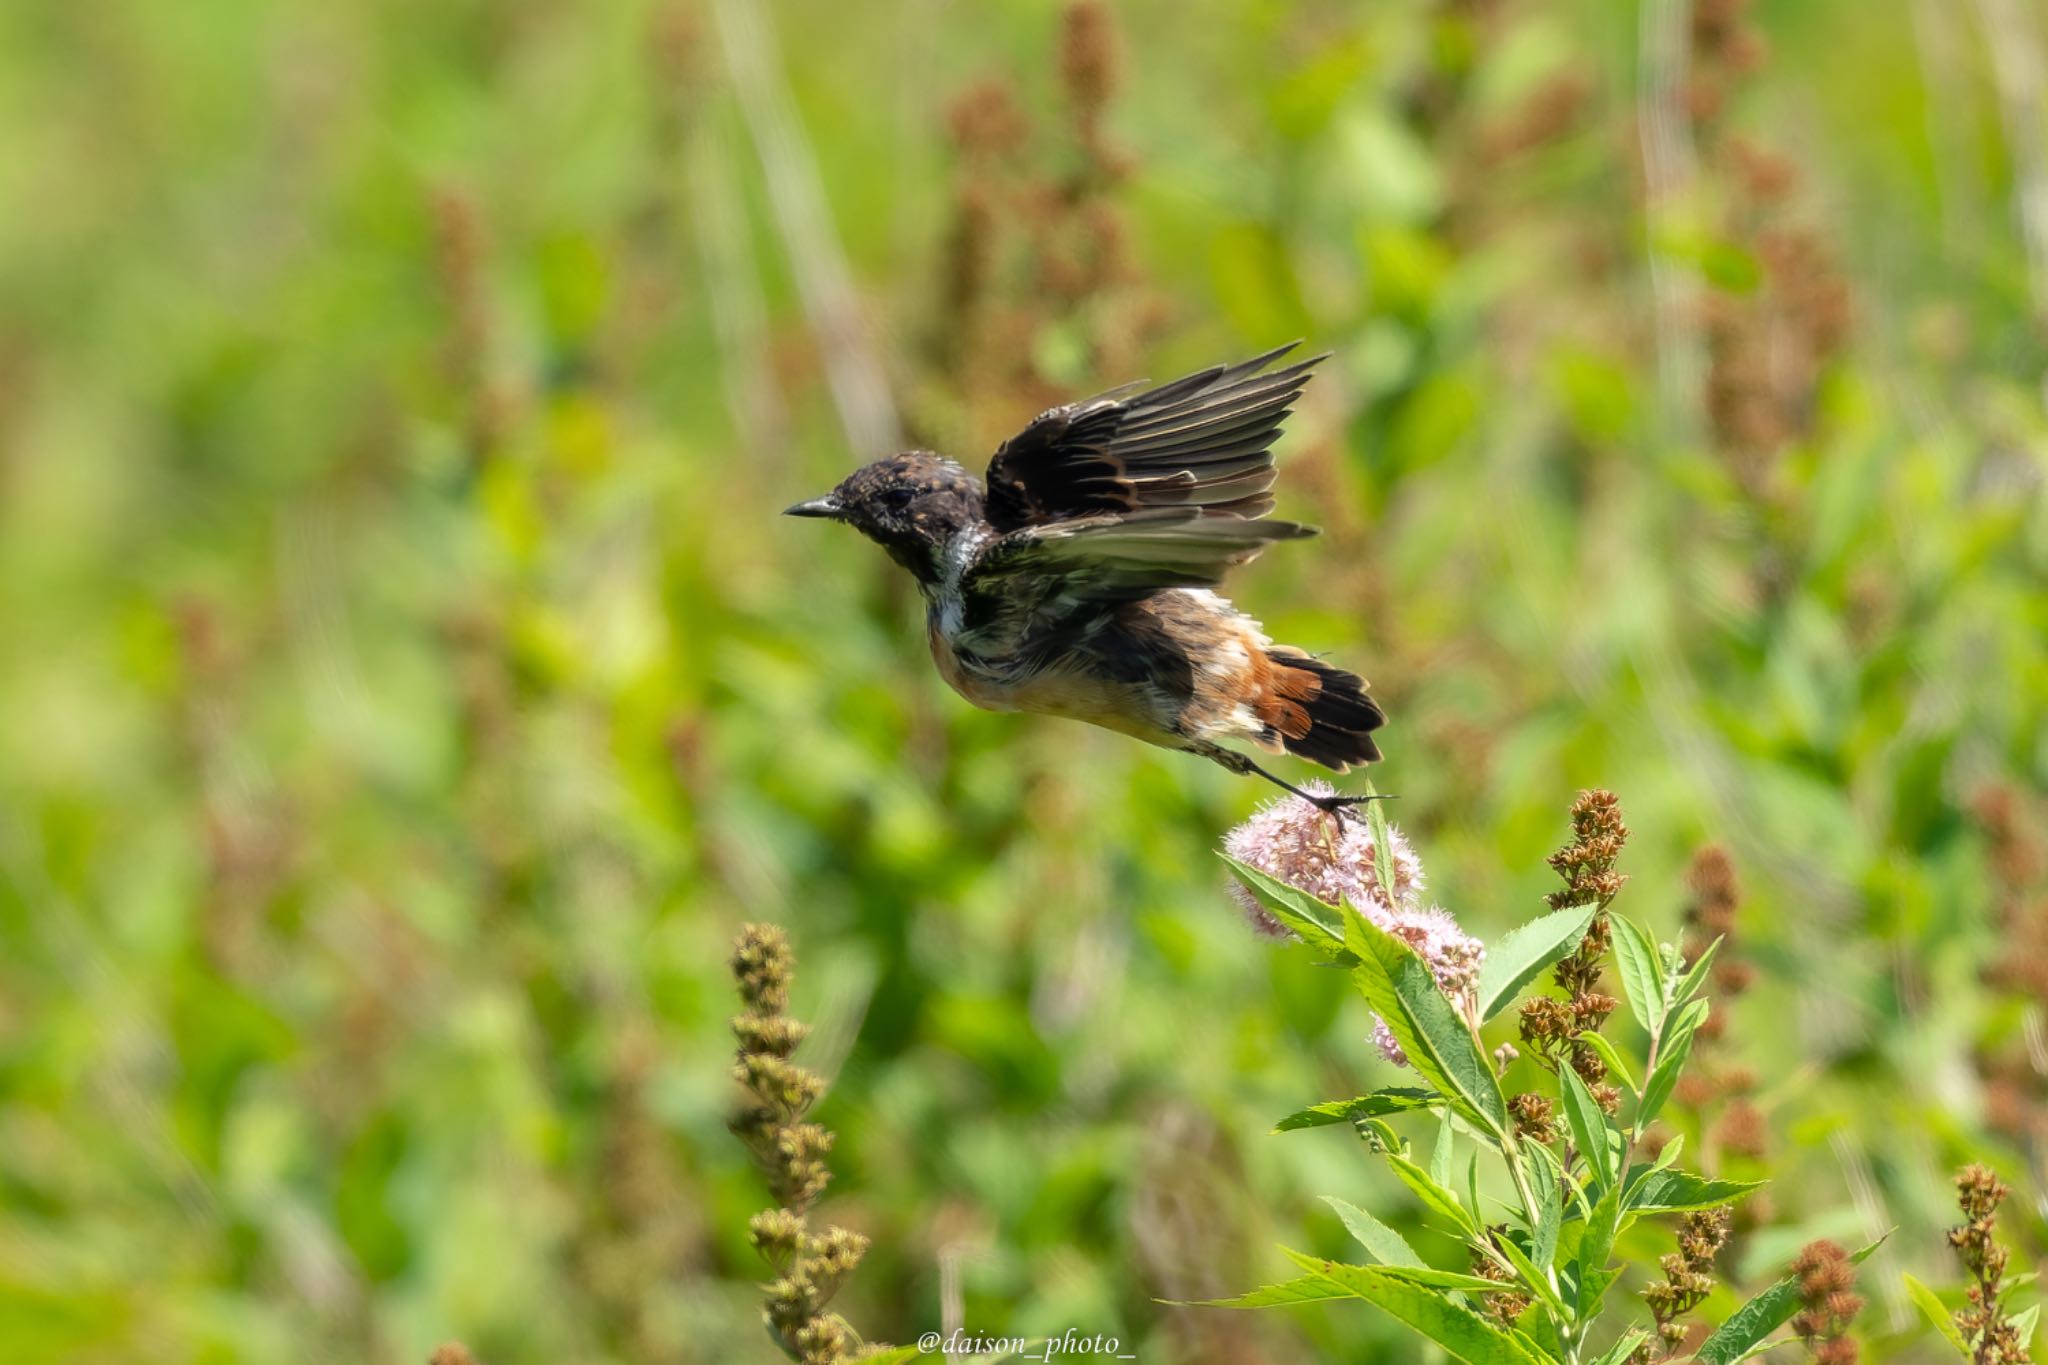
[{"left": 1, "top": 0, "right": 2043, "bottom": 1360}]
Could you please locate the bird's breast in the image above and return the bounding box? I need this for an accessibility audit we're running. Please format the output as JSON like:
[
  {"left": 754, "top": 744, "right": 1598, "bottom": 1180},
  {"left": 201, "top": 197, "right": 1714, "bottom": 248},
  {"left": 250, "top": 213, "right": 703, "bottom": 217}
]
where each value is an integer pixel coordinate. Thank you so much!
[
  {"left": 927, "top": 618, "right": 1014, "bottom": 710},
  {"left": 925, "top": 616, "right": 1175, "bottom": 744}
]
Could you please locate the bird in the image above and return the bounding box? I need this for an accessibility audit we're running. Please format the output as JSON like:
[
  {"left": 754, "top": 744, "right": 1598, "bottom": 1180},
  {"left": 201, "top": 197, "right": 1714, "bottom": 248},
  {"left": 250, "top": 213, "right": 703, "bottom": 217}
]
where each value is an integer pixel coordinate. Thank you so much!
[{"left": 784, "top": 343, "right": 1385, "bottom": 814}]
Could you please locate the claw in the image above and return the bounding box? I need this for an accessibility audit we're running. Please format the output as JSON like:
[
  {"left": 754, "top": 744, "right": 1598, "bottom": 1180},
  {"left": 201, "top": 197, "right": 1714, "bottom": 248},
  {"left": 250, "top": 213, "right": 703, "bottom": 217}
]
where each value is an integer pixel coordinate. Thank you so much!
[{"left": 1308, "top": 792, "right": 1394, "bottom": 823}]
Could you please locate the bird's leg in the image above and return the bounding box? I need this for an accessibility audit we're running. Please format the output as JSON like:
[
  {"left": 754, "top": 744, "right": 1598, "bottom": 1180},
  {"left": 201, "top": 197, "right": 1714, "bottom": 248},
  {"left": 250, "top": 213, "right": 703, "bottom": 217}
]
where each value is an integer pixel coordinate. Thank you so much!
[{"left": 1193, "top": 744, "right": 1391, "bottom": 820}]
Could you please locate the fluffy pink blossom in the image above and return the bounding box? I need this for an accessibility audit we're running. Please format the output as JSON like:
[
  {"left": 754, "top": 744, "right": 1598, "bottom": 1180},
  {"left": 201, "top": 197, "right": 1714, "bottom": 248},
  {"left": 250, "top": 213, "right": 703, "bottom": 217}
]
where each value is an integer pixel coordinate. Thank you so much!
[
  {"left": 1223, "top": 783, "right": 1484, "bottom": 1068},
  {"left": 1224, "top": 781, "right": 1423, "bottom": 936}
]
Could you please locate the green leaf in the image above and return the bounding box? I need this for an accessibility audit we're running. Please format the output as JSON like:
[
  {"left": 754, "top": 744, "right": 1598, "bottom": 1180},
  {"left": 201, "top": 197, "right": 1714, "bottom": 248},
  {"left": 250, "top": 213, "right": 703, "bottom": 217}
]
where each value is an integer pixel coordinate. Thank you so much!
[
  {"left": 1691, "top": 1233, "right": 1888, "bottom": 1365},
  {"left": 1522, "top": 1139, "right": 1585, "bottom": 1219},
  {"left": 1280, "top": 1258, "right": 1556, "bottom": 1364},
  {"left": 1478, "top": 902, "right": 1600, "bottom": 1021},
  {"left": 1607, "top": 913, "right": 1665, "bottom": 1036},
  {"left": 1283, "top": 1248, "right": 1509, "bottom": 1297},
  {"left": 1365, "top": 780, "right": 1399, "bottom": 905},
  {"left": 1558, "top": 1064, "right": 1616, "bottom": 1191},
  {"left": 1623, "top": 1166, "right": 1761, "bottom": 1213},
  {"left": 1531, "top": 1165, "right": 1562, "bottom": 1271},
  {"left": 1347, "top": 909, "right": 1509, "bottom": 1138},
  {"left": 1387, "top": 1152, "right": 1479, "bottom": 1236},
  {"left": 1580, "top": 1032, "right": 1639, "bottom": 1095},
  {"left": 1588, "top": 1328, "right": 1650, "bottom": 1365},
  {"left": 1573, "top": 1181, "right": 1624, "bottom": 1317},
  {"left": 1221, "top": 855, "right": 1351, "bottom": 957},
  {"left": 2010, "top": 1303, "right": 2039, "bottom": 1344},
  {"left": 1901, "top": 1273, "right": 1970, "bottom": 1357},
  {"left": 1275, "top": 1088, "right": 1438, "bottom": 1132},
  {"left": 1671, "top": 937, "right": 1722, "bottom": 1006},
  {"left": 1189, "top": 1275, "right": 1357, "bottom": 1308},
  {"left": 1491, "top": 1234, "right": 1570, "bottom": 1321},
  {"left": 1432, "top": 1108, "right": 1456, "bottom": 1190},
  {"left": 1322, "top": 1196, "right": 1423, "bottom": 1267},
  {"left": 852, "top": 1348, "right": 923, "bottom": 1365},
  {"left": 1637, "top": 998, "right": 1707, "bottom": 1130},
  {"left": 1670, "top": 995, "right": 1711, "bottom": 1047}
]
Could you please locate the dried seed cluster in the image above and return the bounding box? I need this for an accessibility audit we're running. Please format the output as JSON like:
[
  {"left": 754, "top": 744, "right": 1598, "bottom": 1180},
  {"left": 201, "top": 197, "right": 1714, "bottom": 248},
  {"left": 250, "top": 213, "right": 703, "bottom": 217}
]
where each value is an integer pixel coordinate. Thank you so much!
[
  {"left": 1790, "top": 1239, "right": 1864, "bottom": 1365},
  {"left": 1949, "top": 1165, "right": 2032, "bottom": 1364},
  {"left": 1635, "top": 1207, "right": 1733, "bottom": 1361},
  {"left": 1676, "top": 846, "right": 1767, "bottom": 1165},
  {"left": 1520, "top": 791, "right": 1629, "bottom": 1113},
  {"left": 1473, "top": 1225, "right": 1535, "bottom": 1326},
  {"left": 729, "top": 924, "right": 884, "bottom": 1364}
]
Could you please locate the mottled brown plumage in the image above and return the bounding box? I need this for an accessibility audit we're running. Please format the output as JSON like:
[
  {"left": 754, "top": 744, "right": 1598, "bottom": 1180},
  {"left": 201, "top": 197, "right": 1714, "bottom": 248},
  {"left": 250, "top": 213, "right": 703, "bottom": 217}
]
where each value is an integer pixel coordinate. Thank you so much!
[{"left": 786, "top": 344, "right": 1385, "bottom": 810}]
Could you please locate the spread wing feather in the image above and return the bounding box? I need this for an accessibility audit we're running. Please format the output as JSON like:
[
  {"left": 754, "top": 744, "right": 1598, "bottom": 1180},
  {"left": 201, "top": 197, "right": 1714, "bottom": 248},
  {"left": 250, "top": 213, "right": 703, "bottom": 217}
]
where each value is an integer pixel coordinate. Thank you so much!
[
  {"left": 981, "top": 343, "right": 1325, "bottom": 531},
  {"left": 954, "top": 510, "right": 1315, "bottom": 655}
]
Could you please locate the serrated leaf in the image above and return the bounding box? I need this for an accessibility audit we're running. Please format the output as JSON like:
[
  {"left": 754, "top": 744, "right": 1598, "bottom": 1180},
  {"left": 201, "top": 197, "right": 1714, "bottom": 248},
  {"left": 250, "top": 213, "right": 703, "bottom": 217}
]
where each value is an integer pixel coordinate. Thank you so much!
[
  {"left": 1188, "top": 1275, "right": 1357, "bottom": 1308},
  {"left": 1580, "top": 1032, "right": 1639, "bottom": 1095},
  {"left": 1322, "top": 1196, "right": 1423, "bottom": 1267},
  {"left": 1365, "top": 781, "right": 1399, "bottom": 905},
  {"left": 1589, "top": 1328, "right": 1650, "bottom": 1365},
  {"left": 1283, "top": 1247, "right": 1509, "bottom": 1297},
  {"left": 1275, "top": 1088, "right": 1438, "bottom": 1132},
  {"left": 1478, "top": 902, "right": 1600, "bottom": 1021},
  {"left": 1281, "top": 1258, "right": 1556, "bottom": 1364},
  {"left": 1575, "top": 1268, "right": 1625, "bottom": 1326},
  {"left": 1491, "top": 1234, "right": 1569, "bottom": 1321},
  {"left": 1672, "top": 937, "right": 1723, "bottom": 1006},
  {"left": 1388, "top": 1152, "right": 1479, "bottom": 1236},
  {"left": 1574, "top": 1181, "right": 1623, "bottom": 1317},
  {"left": 1221, "top": 855, "right": 1352, "bottom": 956},
  {"left": 1559, "top": 1063, "right": 1616, "bottom": 1191},
  {"left": 1691, "top": 1233, "right": 1888, "bottom": 1365},
  {"left": 1637, "top": 999, "right": 1706, "bottom": 1130},
  {"left": 1522, "top": 1140, "right": 1586, "bottom": 1219},
  {"left": 1348, "top": 909, "right": 1509, "bottom": 1138},
  {"left": 1901, "top": 1273, "right": 1969, "bottom": 1357},
  {"left": 1608, "top": 913, "right": 1665, "bottom": 1036},
  {"left": 1432, "top": 1108, "right": 1456, "bottom": 1190},
  {"left": 1624, "top": 1166, "right": 1761, "bottom": 1213},
  {"left": 1532, "top": 1166, "right": 1562, "bottom": 1271}
]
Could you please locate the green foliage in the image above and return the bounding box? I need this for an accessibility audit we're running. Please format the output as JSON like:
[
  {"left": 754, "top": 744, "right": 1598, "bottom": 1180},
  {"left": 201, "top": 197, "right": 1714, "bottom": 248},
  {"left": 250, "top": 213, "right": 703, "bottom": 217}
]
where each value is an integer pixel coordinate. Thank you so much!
[
  {"left": 0, "top": 0, "right": 2043, "bottom": 1361},
  {"left": 1479, "top": 903, "right": 1601, "bottom": 1023},
  {"left": 1344, "top": 908, "right": 1507, "bottom": 1139},
  {"left": 1902, "top": 1273, "right": 1972, "bottom": 1357},
  {"left": 1225, "top": 830, "right": 1859, "bottom": 1363},
  {"left": 1690, "top": 1237, "right": 1886, "bottom": 1365}
]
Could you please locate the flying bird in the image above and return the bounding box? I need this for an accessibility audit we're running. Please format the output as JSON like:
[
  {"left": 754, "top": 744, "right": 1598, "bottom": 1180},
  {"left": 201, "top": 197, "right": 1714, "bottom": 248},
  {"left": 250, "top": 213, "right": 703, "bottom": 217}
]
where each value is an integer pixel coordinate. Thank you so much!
[{"left": 785, "top": 343, "right": 1385, "bottom": 813}]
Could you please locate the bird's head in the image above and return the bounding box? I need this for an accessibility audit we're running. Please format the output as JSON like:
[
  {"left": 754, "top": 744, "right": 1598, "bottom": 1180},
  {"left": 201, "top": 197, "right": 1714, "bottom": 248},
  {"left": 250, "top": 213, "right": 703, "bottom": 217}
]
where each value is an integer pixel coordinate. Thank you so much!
[{"left": 784, "top": 452, "right": 986, "bottom": 584}]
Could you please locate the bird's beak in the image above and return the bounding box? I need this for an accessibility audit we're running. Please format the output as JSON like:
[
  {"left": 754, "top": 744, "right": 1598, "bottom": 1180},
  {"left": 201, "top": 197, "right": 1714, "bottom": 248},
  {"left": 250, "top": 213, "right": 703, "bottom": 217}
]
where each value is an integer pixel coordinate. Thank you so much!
[{"left": 783, "top": 495, "right": 842, "bottom": 519}]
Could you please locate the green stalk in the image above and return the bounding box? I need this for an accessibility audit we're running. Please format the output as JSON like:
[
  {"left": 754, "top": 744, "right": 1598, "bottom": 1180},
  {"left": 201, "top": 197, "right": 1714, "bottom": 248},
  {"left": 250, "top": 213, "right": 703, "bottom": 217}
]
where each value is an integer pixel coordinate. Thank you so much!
[{"left": 1474, "top": 1011, "right": 1583, "bottom": 1363}]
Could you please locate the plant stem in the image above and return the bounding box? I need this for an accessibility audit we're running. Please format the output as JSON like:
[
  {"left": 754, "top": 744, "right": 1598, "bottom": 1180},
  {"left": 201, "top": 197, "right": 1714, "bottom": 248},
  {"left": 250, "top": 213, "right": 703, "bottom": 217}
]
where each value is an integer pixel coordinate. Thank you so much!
[
  {"left": 1486, "top": 1000, "right": 1579, "bottom": 1361},
  {"left": 1628, "top": 1021, "right": 1664, "bottom": 1149}
]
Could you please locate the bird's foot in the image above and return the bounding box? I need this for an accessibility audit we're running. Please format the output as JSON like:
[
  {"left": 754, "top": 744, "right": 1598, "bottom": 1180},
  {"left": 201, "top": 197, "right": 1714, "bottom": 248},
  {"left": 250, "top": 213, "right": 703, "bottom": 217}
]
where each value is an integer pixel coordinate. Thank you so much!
[{"left": 1308, "top": 792, "right": 1394, "bottom": 823}]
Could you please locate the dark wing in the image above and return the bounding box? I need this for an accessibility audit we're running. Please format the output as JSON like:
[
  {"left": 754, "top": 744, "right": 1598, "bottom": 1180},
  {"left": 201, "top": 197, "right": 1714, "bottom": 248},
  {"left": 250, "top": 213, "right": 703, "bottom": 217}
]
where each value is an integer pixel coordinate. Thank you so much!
[
  {"left": 951, "top": 510, "right": 1314, "bottom": 655},
  {"left": 982, "top": 343, "right": 1325, "bottom": 533}
]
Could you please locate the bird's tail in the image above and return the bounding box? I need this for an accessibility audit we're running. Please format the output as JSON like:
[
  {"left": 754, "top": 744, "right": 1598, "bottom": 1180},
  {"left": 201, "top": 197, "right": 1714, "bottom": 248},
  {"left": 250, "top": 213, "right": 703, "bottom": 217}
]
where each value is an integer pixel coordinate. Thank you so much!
[{"left": 1259, "top": 648, "right": 1385, "bottom": 770}]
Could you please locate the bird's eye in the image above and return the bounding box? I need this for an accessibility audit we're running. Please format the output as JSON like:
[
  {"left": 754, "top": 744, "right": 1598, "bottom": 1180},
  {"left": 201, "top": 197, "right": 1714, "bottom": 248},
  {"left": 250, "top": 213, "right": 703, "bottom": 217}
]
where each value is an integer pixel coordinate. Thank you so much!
[{"left": 882, "top": 486, "right": 916, "bottom": 510}]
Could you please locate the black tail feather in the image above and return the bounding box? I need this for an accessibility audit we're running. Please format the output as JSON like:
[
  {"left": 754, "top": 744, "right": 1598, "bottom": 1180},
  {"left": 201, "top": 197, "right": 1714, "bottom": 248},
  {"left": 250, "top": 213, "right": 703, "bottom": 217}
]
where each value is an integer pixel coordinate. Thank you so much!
[{"left": 1272, "top": 653, "right": 1385, "bottom": 770}]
